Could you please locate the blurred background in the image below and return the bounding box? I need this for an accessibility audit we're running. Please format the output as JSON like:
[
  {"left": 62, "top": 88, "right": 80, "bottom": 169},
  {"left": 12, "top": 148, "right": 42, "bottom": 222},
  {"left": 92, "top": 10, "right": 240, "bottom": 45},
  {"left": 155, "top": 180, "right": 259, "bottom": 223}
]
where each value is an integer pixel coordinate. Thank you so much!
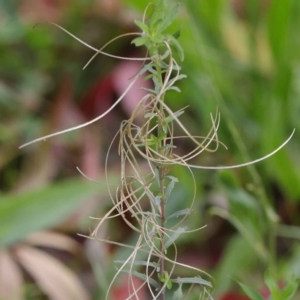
[{"left": 1, "top": 0, "right": 300, "bottom": 299}]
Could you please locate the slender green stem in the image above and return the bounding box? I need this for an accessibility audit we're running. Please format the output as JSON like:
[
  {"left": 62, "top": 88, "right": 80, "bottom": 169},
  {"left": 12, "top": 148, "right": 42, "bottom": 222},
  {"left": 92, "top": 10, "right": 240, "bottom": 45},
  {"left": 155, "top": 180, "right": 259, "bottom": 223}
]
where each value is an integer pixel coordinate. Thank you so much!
[
  {"left": 159, "top": 169, "right": 166, "bottom": 300},
  {"left": 155, "top": 55, "right": 167, "bottom": 300}
]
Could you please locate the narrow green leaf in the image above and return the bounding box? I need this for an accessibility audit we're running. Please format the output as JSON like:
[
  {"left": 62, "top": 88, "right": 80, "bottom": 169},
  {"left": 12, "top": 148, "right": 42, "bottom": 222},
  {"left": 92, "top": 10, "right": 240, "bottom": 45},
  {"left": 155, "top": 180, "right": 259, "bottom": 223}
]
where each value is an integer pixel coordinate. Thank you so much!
[
  {"left": 161, "top": 50, "right": 170, "bottom": 60},
  {"left": 143, "top": 73, "right": 155, "bottom": 82},
  {"left": 162, "top": 144, "right": 177, "bottom": 150},
  {"left": 167, "top": 86, "right": 181, "bottom": 92},
  {"left": 167, "top": 209, "right": 193, "bottom": 220},
  {"left": 237, "top": 281, "right": 265, "bottom": 300},
  {"left": 172, "top": 276, "right": 212, "bottom": 288},
  {"left": 267, "top": 0, "right": 292, "bottom": 62},
  {"left": 159, "top": 60, "right": 181, "bottom": 71},
  {"left": 139, "top": 62, "right": 156, "bottom": 76},
  {"left": 154, "top": 167, "right": 160, "bottom": 188},
  {"left": 134, "top": 20, "right": 150, "bottom": 34},
  {"left": 164, "top": 111, "right": 185, "bottom": 124},
  {"left": 0, "top": 179, "right": 105, "bottom": 247},
  {"left": 145, "top": 191, "right": 160, "bottom": 209},
  {"left": 281, "top": 275, "right": 300, "bottom": 300},
  {"left": 157, "top": 131, "right": 167, "bottom": 142},
  {"left": 173, "top": 26, "right": 182, "bottom": 39},
  {"left": 164, "top": 227, "right": 186, "bottom": 249},
  {"left": 264, "top": 269, "right": 281, "bottom": 300},
  {"left": 118, "top": 269, "right": 160, "bottom": 290},
  {"left": 166, "top": 34, "right": 184, "bottom": 61},
  {"left": 144, "top": 112, "right": 158, "bottom": 119},
  {"left": 140, "top": 87, "right": 157, "bottom": 94},
  {"left": 165, "top": 176, "right": 179, "bottom": 200},
  {"left": 153, "top": 75, "right": 160, "bottom": 94}
]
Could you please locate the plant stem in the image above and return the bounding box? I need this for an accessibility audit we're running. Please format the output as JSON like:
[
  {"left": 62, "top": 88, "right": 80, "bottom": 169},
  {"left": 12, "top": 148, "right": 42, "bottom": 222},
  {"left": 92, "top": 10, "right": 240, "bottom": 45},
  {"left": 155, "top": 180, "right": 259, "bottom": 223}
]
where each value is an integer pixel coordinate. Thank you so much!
[
  {"left": 159, "top": 169, "right": 166, "bottom": 300},
  {"left": 156, "top": 55, "right": 167, "bottom": 300}
]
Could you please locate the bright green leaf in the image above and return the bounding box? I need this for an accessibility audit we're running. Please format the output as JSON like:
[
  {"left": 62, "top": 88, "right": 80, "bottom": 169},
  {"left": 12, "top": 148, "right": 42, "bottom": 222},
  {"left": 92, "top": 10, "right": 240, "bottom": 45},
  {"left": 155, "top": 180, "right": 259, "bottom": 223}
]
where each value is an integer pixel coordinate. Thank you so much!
[
  {"left": 151, "top": 3, "right": 180, "bottom": 35},
  {"left": 264, "top": 269, "right": 281, "bottom": 300},
  {"left": 166, "top": 34, "right": 184, "bottom": 61},
  {"left": 281, "top": 275, "right": 300, "bottom": 300},
  {"left": 132, "top": 36, "right": 150, "bottom": 47},
  {"left": 238, "top": 281, "right": 265, "bottom": 300},
  {"left": 134, "top": 20, "right": 150, "bottom": 34}
]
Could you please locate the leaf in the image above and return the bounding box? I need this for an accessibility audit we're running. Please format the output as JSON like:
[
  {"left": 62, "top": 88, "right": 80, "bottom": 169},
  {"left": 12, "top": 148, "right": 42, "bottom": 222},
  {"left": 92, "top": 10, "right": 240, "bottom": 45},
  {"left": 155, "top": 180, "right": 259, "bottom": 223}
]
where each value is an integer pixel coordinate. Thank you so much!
[
  {"left": 167, "top": 280, "right": 172, "bottom": 289},
  {"left": 173, "top": 26, "right": 182, "bottom": 39},
  {"left": 237, "top": 281, "right": 265, "bottom": 300},
  {"left": 0, "top": 178, "right": 105, "bottom": 247},
  {"left": 160, "top": 60, "right": 181, "bottom": 71},
  {"left": 144, "top": 112, "right": 158, "bottom": 119},
  {"left": 164, "top": 111, "right": 185, "bottom": 124},
  {"left": 167, "top": 86, "right": 181, "bottom": 92},
  {"left": 167, "top": 209, "right": 193, "bottom": 220},
  {"left": 140, "top": 87, "right": 157, "bottom": 94},
  {"left": 164, "top": 227, "right": 186, "bottom": 249},
  {"left": 151, "top": 33, "right": 165, "bottom": 44},
  {"left": 264, "top": 269, "right": 281, "bottom": 300},
  {"left": 161, "top": 50, "right": 170, "bottom": 60},
  {"left": 151, "top": 3, "right": 180, "bottom": 35},
  {"left": 138, "top": 62, "right": 154, "bottom": 76},
  {"left": 145, "top": 191, "right": 160, "bottom": 210},
  {"left": 153, "top": 76, "right": 160, "bottom": 94},
  {"left": 143, "top": 73, "right": 155, "bottom": 81},
  {"left": 267, "top": 0, "right": 292, "bottom": 62},
  {"left": 281, "top": 275, "right": 300, "bottom": 300},
  {"left": 15, "top": 246, "right": 89, "bottom": 300},
  {"left": 131, "top": 36, "right": 150, "bottom": 47},
  {"left": 213, "top": 235, "right": 258, "bottom": 294},
  {"left": 158, "top": 271, "right": 172, "bottom": 289},
  {"left": 166, "top": 34, "right": 184, "bottom": 61},
  {"left": 173, "top": 283, "right": 183, "bottom": 300},
  {"left": 155, "top": 195, "right": 161, "bottom": 205},
  {"left": 118, "top": 269, "right": 160, "bottom": 290},
  {"left": 172, "top": 276, "right": 212, "bottom": 288},
  {"left": 154, "top": 167, "right": 161, "bottom": 187},
  {"left": 0, "top": 249, "right": 23, "bottom": 300},
  {"left": 134, "top": 20, "right": 150, "bottom": 34},
  {"left": 165, "top": 176, "right": 179, "bottom": 200}
]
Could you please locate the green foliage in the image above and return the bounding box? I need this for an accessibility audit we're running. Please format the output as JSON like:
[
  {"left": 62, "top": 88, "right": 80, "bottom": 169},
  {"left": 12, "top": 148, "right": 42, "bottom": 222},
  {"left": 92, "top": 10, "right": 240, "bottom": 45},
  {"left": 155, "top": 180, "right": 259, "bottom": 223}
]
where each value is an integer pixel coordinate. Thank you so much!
[
  {"left": 237, "top": 271, "right": 299, "bottom": 300},
  {"left": 238, "top": 281, "right": 265, "bottom": 300},
  {"left": 2, "top": 0, "right": 300, "bottom": 299},
  {"left": 132, "top": 1, "right": 183, "bottom": 60},
  {"left": 0, "top": 179, "right": 103, "bottom": 247}
]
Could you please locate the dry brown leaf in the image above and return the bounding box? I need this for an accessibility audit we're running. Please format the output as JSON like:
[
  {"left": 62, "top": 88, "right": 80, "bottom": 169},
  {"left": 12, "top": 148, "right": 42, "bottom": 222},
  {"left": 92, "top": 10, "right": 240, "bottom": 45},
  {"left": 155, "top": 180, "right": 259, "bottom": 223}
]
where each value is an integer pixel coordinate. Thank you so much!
[
  {"left": 25, "top": 231, "right": 80, "bottom": 253},
  {"left": 0, "top": 249, "right": 24, "bottom": 300},
  {"left": 15, "top": 246, "right": 90, "bottom": 300}
]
